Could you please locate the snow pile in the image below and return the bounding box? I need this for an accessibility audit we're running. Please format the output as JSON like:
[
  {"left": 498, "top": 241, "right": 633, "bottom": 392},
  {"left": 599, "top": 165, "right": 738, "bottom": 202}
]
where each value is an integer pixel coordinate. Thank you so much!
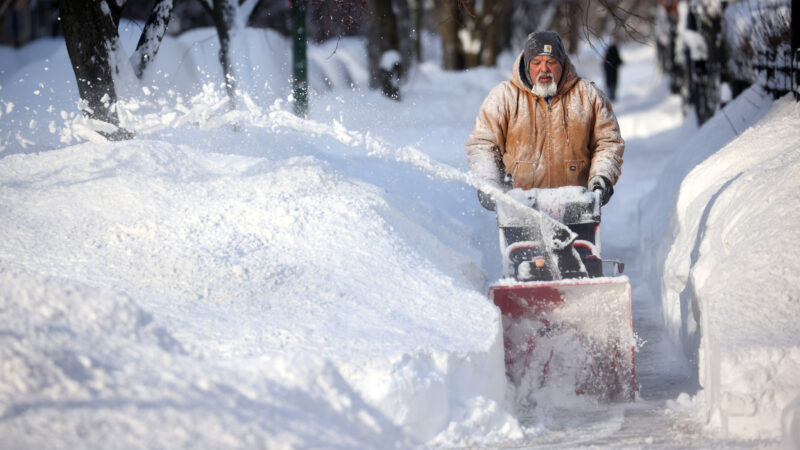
[
  {"left": 0, "top": 133, "right": 519, "bottom": 445},
  {"left": 639, "top": 86, "right": 774, "bottom": 298},
  {"left": 643, "top": 89, "right": 800, "bottom": 440},
  {"left": 0, "top": 26, "right": 540, "bottom": 446},
  {"left": 0, "top": 267, "right": 411, "bottom": 448}
]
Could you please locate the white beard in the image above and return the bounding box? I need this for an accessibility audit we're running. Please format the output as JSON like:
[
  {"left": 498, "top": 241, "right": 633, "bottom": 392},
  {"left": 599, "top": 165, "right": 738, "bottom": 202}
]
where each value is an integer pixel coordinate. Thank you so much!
[
  {"left": 531, "top": 72, "right": 558, "bottom": 97},
  {"left": 531, "top": 80, "right": 557, "bottom": 97}
]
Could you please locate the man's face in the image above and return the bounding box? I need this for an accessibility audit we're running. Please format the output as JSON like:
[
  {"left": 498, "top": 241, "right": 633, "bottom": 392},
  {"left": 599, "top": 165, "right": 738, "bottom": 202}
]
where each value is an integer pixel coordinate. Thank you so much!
[{"left": 528, "top": 55, "right": 563, "bottom": 87}]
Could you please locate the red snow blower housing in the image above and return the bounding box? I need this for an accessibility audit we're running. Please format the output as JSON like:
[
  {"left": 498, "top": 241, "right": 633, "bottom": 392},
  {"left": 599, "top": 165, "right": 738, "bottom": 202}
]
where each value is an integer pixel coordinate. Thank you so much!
[{"left": 487, "top": 186, "right": 637, "bottom": 401}]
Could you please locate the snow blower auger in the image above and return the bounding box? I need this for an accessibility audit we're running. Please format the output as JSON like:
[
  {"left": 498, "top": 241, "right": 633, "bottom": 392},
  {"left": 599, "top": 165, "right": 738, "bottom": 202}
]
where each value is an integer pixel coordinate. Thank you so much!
[{"left": 487, "top": 186, "right": 637, "bottom": 402}]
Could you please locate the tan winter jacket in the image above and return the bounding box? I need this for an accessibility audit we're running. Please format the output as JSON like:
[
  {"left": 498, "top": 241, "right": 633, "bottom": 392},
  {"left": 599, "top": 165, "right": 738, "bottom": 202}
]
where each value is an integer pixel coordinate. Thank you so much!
[{"left": 466, "top": 51, "right": 624, "bottom": 190}]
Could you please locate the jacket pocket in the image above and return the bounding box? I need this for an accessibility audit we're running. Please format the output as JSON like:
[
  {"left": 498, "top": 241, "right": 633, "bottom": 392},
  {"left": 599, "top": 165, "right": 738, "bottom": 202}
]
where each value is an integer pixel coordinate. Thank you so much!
[
  {"left": 564, "top": 159, "right": 588, "bottom": 186},
  {"left": 510, "top": 160, "right": 538, "bottom": 188}
]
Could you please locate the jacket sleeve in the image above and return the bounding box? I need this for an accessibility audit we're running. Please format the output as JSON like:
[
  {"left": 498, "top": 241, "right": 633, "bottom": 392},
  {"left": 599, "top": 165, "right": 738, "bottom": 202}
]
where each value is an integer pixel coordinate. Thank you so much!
[
  {"left": 465, "top": 84, "right": 510, "bottom": 186},
  {"left": 588, "top": 85, "right": 624, "bottom": 184}
]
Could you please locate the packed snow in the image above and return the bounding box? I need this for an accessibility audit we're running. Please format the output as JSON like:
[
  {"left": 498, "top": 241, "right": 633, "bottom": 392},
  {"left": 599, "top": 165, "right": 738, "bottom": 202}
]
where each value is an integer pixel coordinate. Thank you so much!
[
  {"left": 642, "top": 89, "right": 800, "bottom": 441},
  {"left": 1, "top": 22, "right": 798, "bottom": 448}
]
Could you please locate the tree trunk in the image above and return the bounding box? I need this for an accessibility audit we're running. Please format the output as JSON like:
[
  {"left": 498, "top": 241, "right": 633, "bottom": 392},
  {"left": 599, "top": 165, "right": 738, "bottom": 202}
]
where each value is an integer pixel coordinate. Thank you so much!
[
  {"left": 291, "top": 0, "right": 308, "bottom": 117},
  {"left": 367, "top": 0, "right": 402, "bottom": 100},
  {"left": 555, "top": 0, "right": 581, "bottom": 55},
  {"left": 210, "top": 0, "right": 239, "bottom": 108},
  {"left": 793, "top": 0, "right": 799, "bottom": 100},
  {"left": 203, "top": 0, "right": 259, "bottom": 109},
  {"left": 58, "top": 0, "right": 132, "bottom": 140},
  {"left": 131, "top": 0, "right": 175, "bottom": 79},
  {"left": 479, "top": 0, "right": 506, "bottom": 66},
  {"left": 439, "top": 0, "right": 462, "bottom": 70},
  {"left": 440, "top": 0, "right": 508, "bottom": 70},
  {"left": 412, "top": 0, "right": 422, "bottom": 61}
]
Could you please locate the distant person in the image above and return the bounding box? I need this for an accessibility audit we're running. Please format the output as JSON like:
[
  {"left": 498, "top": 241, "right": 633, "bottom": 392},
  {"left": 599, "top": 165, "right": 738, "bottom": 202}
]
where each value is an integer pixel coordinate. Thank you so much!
[
  {"left": 603, "top": 43, "right": 623, "bottom": 101},
  {"left": 465, "top": 30, "right": 624, "bottom": 208}
]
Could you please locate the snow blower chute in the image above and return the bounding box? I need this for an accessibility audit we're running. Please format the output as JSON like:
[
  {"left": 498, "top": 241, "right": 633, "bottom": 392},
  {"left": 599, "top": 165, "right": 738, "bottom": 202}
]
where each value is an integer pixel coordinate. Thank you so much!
[{"left": 488, "top": 186, "right": 636, "bottom": 401}]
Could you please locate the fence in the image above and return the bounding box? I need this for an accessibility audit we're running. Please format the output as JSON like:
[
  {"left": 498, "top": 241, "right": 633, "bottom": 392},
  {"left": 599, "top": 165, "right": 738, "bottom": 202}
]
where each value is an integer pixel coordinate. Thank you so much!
[
  {"left": 795, "top": 28, "right": 800, "bottom": 101},
  {"left": 753, "top": 47, "right": 797, "bottom": 99},
  {"left": 726, "top": 0, "right": 797, "bottom": 101}
]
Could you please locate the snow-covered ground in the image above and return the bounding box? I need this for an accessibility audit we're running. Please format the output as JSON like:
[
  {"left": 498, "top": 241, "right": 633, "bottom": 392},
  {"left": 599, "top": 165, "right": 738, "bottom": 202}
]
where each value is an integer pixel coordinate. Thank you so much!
[{"left": 1, "top": 24, "right": 798, "bottom": 448}]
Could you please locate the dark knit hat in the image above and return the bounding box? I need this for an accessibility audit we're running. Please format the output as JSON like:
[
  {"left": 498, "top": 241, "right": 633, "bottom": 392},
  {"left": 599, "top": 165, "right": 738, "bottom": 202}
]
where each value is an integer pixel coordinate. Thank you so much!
[{"left": 524, "top": 31, "right": 566, "bottom": 68}]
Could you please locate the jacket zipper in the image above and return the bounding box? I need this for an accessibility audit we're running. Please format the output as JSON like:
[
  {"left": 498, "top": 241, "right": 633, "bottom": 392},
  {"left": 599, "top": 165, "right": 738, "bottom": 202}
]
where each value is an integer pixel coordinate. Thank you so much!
[{"left": 546, "top": 100, "right": 552, "bottom": 186}]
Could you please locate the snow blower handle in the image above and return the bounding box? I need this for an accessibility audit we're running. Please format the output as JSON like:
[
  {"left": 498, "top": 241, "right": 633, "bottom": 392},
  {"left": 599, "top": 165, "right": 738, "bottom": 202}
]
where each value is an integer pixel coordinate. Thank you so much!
[
  {"left": 588, "top": 175, "right": 614, "bottom": 206},
  {"left": 592, "top": 188, "right": 603, "bottom": 218}
]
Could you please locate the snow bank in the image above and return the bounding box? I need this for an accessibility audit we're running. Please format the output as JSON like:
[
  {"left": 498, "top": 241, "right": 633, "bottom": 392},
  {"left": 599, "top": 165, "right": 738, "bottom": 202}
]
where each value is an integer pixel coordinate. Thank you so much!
[
  {"left": 646, "top": 91, "right": 800, "bottom": 439},
  {"left": 639, "top": 86, "right": 774, "bottom": 272},
  {"left": 0, "top": 266, "right": 412, "bottom": 448},
  {"left": 0, "top": 24, "right": 534, "bottom": 445},
  {"left": 639, "top": 85, "right": 773, "bottom": 324},
  {"left": 0, "top": 127, "right": 518, "bottom": 445}
]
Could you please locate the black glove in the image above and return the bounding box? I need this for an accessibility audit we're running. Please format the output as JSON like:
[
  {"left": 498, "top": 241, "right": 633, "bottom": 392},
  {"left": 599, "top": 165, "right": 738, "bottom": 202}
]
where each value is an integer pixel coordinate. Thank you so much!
[
  {"left": 477, "top": 189, "right": 496, "bottom": 211},
  {"left": 477, "top": 179, "right": 506, "bottom": 211},
  {"left": 588, "top": 175, "right": 614, "bottom": 206}
]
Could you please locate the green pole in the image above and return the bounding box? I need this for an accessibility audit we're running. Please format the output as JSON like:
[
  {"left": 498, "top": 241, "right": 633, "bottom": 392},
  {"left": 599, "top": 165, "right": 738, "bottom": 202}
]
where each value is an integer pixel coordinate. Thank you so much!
[{"left": 292, "top": 0, "right": 308, "bottom": 117}]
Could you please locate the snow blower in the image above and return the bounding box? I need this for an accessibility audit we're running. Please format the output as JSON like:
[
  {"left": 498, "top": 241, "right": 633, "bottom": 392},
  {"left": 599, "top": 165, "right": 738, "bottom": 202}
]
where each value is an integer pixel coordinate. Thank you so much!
[{"left": 487, "top": 186, "right": 637, "bottom": 401}]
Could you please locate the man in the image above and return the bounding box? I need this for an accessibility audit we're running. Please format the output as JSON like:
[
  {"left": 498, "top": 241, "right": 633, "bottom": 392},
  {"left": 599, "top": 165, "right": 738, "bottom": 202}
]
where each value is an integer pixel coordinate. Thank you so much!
[
  {"left": 604, "top": 42, "right": 623, "bottom": 101},
  {"left": 466, "top": 31, "right": 624, "bottom": 210}
]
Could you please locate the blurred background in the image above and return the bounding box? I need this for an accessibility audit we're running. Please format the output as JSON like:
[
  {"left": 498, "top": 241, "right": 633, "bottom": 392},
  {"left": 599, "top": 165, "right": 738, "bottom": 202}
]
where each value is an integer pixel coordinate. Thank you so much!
[{"left": 0, "top": 0, "right": 796, "bottom": 126}]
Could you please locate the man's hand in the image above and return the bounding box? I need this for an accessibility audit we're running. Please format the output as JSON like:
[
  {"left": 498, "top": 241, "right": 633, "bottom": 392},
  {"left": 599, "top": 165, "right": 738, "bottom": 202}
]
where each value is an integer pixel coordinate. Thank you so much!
[
  {"left": 588, "top": 175, "right": 614, "bottom": 205},
  {"left": 477, "top": 179, "right": 506, "bottom": 211},
  {"left": 477, "top": 190, "right": 496, "bottom": 211}
]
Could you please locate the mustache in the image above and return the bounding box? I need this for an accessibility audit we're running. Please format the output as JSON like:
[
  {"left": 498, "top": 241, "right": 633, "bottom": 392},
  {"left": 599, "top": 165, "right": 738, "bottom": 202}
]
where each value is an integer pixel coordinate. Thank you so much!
[{"left": 536, "top": 72, "right": 555, "bottom": 83}]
